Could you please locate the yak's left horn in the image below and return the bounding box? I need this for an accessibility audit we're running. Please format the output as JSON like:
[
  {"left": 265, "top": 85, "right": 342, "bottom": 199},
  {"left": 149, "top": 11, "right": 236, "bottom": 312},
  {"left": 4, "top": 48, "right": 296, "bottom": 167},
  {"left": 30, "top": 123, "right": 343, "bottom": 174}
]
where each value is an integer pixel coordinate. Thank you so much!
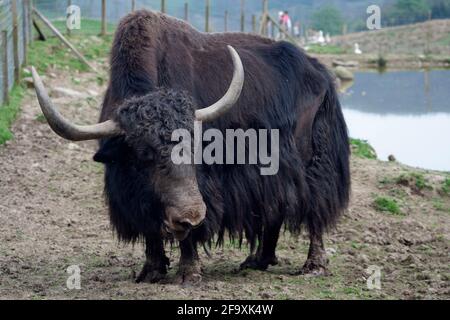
[
  {"left": 31, "top": 66, "right": 122, "bottom": 141},
  {"left": 195, "top": 45, "right": 245, "bottom": 122}
]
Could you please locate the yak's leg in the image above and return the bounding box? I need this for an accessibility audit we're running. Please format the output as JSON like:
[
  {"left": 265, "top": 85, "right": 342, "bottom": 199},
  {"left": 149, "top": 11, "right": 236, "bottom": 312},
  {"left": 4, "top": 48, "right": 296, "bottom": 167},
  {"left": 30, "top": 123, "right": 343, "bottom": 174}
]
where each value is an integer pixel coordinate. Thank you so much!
[
  {"left": 136, "top": 237, "right": 170, "bottom": 283},
  {"left": 240, "top": 217, "right": 283, "bottom": 271},
  {"left": 175, "top": 235, "right": 202, "bottom": 285},
  {"left": 299, "top": 232, "right": 330, "bottom": 276}
]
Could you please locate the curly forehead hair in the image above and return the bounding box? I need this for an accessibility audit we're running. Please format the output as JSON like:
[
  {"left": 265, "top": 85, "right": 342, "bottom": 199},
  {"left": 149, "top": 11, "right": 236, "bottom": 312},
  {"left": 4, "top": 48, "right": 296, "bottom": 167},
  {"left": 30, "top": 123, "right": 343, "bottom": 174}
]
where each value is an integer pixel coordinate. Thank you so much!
[{"left": 116, "top": 88, "right": 196, "bottom": 154}]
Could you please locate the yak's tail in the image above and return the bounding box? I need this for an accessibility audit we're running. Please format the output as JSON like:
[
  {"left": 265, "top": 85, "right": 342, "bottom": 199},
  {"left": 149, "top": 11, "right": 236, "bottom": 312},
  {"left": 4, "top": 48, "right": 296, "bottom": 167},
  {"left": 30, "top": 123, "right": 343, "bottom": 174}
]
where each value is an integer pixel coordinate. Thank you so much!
[{"left": 302, "top": 80, "right": 351, "bottom": 235}]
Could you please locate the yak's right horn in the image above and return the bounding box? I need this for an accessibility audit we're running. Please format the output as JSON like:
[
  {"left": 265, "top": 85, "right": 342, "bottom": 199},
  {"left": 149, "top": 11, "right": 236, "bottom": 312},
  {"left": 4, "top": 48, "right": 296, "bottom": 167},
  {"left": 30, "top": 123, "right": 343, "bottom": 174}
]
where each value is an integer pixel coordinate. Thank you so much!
[{"left": 31, "top": 66, "right": 122, "bottom": 141}]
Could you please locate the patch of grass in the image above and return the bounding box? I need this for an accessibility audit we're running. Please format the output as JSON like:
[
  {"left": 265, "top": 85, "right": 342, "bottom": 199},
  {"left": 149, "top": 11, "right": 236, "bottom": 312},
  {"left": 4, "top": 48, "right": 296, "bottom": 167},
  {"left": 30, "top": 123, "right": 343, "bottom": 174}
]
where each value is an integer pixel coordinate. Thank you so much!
[
  {"left": 432, "top": 199, "right": 450, "bottom": 213},
  {"left": 350, "top": 138, "right": 377, "bottom": 159},
  {"left": 437, "top": 33, "right": 450, "bottom": 46},
  {"left": 35, "top": 114, "right": 47, "bottom": 124},
  {"left": 307, "top": 44, "right": 347, "bottom": 54},
  {"left": 395, "top": 173, "right": 432, "bottom": 192},
  {"left": 441, "top": 178, "right": 450, "bottom": 196},
  {"left": 0, "top": 86, "right": 25, "bottom": 145},
  {"left": 374, "top": 196, "right": 402, "bottom": 215},
  {"left": 28, "top": 23, "right": 113, "bottom": 73}
]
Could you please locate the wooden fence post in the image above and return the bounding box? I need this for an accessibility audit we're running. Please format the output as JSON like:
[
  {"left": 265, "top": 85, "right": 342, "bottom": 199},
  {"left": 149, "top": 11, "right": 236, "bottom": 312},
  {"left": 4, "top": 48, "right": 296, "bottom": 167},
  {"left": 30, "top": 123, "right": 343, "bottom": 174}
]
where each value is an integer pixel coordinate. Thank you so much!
[
  {"left": 2, "top": 30, "right": 9, "bottom": 105},
  {"left": 252, "top": 14, "right": 256, "bottom": 33},
  {"left": 224, "top": 10, "right": 228, "bottom": 32},
  {"left": 101, "top": 0, "right": 107, "bottom": 36},
  {"left": 260, "top": 0, "right": 269, "bottom": 35},
  {"left": 66, "top": 0, "right": 72, "bottom": 36},
  {"left": 205, "top": 0, "right": 210, "bottom": 32},
  {"left": 22, "top": 0, "right": 29, "bottom": 66},
  {"left": 184, "top": 2, "right": 189, "bottom": 21},
  {"left": 240, "top": 0, "right": 245, "bottom": 32},
  {"left": 28, "top": 0, "right": 33, "bottom": 43},
  {"left": 11, "top": 0, "right": 20, "bottom": 85},
  {"left": 161, "top": 0, "right": 166, "bottom": 14}
]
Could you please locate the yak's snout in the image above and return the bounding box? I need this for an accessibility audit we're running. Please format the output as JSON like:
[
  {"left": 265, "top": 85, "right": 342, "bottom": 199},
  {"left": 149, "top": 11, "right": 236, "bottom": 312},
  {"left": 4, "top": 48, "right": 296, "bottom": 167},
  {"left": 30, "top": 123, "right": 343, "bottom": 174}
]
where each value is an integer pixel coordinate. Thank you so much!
[{"left": 164, "top": 202, "right": 206, "bottom": 241}]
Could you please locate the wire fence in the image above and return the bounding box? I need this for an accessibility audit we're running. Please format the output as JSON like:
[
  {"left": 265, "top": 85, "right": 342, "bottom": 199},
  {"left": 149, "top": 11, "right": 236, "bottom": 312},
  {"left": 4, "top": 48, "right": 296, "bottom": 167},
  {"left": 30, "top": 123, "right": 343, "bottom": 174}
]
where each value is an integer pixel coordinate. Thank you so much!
[
  {"left": 34, "top": 0, "right": 265, "bottom": 36},
  {"left": 0, "top": 0, "right": 287, "bottom": 106},
  {"left": 0, "top": 0, "right": 32, "bottom": 106}
]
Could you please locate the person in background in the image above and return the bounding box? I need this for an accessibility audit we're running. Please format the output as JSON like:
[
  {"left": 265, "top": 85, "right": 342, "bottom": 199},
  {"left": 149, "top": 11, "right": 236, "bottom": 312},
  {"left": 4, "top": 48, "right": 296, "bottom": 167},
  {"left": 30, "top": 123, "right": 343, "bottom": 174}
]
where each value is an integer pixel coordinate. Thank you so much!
[
  {"left": 278, "top": 11, "right": 285, "bottom": 39},
  {"left": 283, "top": 11, "right": 292, "bottom": 36},
  {"left": 294, "top": 22, "right": 301, "bottom": 38}
]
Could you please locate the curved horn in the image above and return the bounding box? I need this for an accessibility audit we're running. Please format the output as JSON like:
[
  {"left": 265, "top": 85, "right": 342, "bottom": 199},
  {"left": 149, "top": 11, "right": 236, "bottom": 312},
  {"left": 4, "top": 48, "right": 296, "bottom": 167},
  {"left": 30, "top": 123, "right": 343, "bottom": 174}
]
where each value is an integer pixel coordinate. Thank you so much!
[
  {"left": 31, "top": 67, "right": 121, "bottom": 141},
  {"left": 195, "top": 45, "right": 245, "bottom": 122}
]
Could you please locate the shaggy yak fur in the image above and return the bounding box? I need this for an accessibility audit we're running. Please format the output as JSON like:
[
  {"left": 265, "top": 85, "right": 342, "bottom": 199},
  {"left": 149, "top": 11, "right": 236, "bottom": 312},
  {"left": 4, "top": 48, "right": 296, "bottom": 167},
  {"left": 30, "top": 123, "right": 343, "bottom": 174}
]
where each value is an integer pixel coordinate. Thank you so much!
[{"left": 94, "top": 10, "right": 350, "bottom": 283}]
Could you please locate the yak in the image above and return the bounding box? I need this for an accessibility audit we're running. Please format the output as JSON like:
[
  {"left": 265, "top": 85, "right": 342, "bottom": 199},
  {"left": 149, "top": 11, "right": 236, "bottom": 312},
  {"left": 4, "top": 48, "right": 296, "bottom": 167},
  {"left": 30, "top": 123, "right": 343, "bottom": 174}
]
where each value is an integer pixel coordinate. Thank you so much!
[{"left": 31, "top": 10, "right": 350, "bottom": 284}]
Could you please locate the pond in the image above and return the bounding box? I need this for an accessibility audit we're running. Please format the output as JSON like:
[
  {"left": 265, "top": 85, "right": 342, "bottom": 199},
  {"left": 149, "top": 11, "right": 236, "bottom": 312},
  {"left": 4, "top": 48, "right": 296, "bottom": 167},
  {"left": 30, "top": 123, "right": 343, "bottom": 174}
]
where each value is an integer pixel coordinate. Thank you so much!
[{"left": 340, "top": 69, "right": 450, "bottom": 172}]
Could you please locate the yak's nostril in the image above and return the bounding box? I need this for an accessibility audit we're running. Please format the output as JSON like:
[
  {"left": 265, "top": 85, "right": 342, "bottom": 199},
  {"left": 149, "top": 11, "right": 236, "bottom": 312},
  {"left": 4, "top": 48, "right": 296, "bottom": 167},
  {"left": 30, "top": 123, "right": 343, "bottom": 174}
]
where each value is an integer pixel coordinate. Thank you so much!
[
  {"left": 178, "top": 221, "right": 193, "bottom": 231},
  {"left": 192, "top": 219, "right": 205, "bottom": 229}
]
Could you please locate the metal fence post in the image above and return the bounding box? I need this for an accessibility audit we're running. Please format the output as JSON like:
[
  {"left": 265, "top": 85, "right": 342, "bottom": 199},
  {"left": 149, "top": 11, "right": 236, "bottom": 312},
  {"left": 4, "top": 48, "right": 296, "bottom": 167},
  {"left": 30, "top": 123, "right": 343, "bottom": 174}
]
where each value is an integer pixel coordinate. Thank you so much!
[
  {"left": 161, "top": 0, "right": 166, "bottom": 14},
  {"left": 132, "top": 0, "right": 136, "bottom": 12}
]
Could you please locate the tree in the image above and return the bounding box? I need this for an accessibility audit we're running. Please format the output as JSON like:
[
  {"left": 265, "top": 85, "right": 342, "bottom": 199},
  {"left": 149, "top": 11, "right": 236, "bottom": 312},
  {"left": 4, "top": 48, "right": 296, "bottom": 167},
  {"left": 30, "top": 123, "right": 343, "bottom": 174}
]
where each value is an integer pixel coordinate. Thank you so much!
[
  {"left": 427, "top": 0, "right": 450, "bottom": 19},
  {"left": 311, "top": 5, "right": 344, "bottom": 36},
  {"left": 386, "top": 0, "right": 430, "bottom": 26}
]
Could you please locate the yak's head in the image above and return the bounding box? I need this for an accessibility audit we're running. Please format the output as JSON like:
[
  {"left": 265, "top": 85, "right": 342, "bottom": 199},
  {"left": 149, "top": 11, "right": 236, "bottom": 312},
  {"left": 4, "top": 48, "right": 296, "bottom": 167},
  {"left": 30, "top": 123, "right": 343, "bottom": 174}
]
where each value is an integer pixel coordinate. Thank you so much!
[
  {"left": 96, "top": 89, "right": 206, "bottom": 240},
  {"left": 30, "top": 46, "right": 244, "bottom": 241}
]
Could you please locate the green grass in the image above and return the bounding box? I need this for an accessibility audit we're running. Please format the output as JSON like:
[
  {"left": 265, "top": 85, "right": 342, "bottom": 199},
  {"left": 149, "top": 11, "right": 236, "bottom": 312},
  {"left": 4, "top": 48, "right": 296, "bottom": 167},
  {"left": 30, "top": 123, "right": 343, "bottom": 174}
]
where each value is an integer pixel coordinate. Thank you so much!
[
  {"left": 374, "top": 196, "right": 402, "bottom": 215},
  {"left": 350, "top": 138, "right": 377, "bottom": 159},
  {"left": 0, "top": 86, "right": 25, "bottom": 145},
  {"left": 437, "top": 33, "right": 450, "bottom": 46},
  {"left": 50, "top": 19, "right": 116, "bottom": 36},
  {"left": 35, "top": 114, "right": 47, "bottom": 124},
  {"left": 28, "top": 33, "right": 112, "bottom": 73},
  {"left": 307, "top": 44, "right": 347, "bottom": 54},
  {"left": 395, "top": 173, "right": 432, "bottom": 191},
  {"left": 441, "top": 178, "right": 450, "bottom": 196}
]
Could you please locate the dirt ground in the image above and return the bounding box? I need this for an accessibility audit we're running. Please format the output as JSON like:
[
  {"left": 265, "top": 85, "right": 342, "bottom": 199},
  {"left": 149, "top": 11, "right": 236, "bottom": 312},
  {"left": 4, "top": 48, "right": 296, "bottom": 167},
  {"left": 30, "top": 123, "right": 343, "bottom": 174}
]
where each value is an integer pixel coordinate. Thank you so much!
[{"left": 0, "top": 63, "right": 449, "bottom": 300}]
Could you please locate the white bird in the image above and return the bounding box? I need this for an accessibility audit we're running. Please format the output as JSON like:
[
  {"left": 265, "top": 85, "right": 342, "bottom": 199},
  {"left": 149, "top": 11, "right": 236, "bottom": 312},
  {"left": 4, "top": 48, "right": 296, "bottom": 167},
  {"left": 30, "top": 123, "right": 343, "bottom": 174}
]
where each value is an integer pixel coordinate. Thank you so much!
[
  {"left": 318, "top": 30, "right": 325, "bottom": 45},
  {"left": 354, "top": 43, "right": 362, "bottom": 55}
]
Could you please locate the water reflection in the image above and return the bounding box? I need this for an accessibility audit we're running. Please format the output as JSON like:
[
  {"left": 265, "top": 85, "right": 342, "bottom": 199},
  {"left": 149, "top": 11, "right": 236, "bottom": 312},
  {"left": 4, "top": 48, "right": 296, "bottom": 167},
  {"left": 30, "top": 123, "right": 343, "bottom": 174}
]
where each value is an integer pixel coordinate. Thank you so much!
[{"left": 340, "top": 70, "right": 450, "bottom": 171}]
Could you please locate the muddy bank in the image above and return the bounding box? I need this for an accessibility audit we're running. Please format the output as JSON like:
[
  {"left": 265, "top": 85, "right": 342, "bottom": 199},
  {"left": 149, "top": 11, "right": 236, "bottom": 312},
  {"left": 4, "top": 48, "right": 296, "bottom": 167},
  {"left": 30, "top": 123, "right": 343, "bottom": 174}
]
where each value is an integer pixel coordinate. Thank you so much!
[{"left": 0, "top": 63, "right": 448, "bottom": 300}]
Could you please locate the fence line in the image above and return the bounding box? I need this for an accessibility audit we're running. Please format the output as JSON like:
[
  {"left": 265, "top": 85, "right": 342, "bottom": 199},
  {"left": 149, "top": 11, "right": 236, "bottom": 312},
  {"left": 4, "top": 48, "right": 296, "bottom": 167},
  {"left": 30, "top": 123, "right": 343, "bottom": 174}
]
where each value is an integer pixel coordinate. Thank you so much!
[
  {"left": 0, "top": 0, "right": 32, "bottom": 106},
  {"left": 0, "top": 0, "right": 295, "bottom": 106}
]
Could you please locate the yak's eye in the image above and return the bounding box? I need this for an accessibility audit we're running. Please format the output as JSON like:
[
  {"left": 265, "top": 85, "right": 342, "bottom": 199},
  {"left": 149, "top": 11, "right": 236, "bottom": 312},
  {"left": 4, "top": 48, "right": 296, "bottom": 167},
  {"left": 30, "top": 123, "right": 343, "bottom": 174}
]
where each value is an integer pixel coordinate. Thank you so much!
[{"left": 94, "top": 137, "right": 128, "bottom": 164}]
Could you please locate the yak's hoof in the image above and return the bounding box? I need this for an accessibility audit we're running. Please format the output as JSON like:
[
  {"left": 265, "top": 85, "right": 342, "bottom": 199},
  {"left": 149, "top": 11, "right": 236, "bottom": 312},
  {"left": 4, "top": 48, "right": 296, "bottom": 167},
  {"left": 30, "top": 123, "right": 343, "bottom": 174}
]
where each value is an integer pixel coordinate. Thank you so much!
[
  {"left": 239, "top": 255, "right": 278, "bottom": 271},
  {"left": 175, "top": 261, "right": 202, "bottom": 286},
  {"left": 135, "top": 259, "right": 169, "bottom": 284},
  {"left": 298, "top": 259, "right": 330, "bottom": 277}
]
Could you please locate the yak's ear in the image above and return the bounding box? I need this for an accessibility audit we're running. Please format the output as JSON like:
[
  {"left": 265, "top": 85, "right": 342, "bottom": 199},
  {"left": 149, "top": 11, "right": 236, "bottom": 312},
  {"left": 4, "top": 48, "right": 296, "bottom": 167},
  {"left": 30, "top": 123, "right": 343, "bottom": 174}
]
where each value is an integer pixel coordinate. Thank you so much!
[{"left": 93, "top": 137, "right": 128, "bottom": 164}]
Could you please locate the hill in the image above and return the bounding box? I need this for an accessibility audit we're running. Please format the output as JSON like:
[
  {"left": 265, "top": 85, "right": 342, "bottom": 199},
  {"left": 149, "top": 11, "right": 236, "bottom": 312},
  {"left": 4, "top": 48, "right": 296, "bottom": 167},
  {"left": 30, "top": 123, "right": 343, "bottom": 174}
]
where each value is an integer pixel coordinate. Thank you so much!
[{"left": 332, "top": 19, "right": 450, "bottom": 55}]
